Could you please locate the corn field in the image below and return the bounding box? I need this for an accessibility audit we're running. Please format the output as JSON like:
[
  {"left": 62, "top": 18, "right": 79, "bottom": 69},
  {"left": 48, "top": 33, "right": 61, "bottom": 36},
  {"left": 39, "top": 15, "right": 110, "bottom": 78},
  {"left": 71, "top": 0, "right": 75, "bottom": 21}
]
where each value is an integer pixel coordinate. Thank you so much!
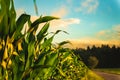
[{"left": 0, "top": 0, "right": 88, "bottom": 80}]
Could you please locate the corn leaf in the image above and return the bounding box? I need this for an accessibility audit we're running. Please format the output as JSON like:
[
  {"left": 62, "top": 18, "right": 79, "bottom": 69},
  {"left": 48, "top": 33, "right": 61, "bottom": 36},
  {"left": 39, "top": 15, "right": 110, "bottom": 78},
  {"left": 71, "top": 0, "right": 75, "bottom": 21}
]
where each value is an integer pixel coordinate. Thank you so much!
[
  {"left": 37, "top": 22, "right": 49, "bottom": 42},
  {"left": 41, "top": 36, "right": 54, "bottom": 51},
  {"left": 9, "top": 0, "right": 16, "bottom": 35},
  {"left": 0, "top": 0, "right": 9, "bottom": 36},
  {"left": 33, "top": 0, "right": 38, "bottom": 15},
  {"left": 45, "top": 53, "right": 58, "bottom": 66},
  {"left": 11, "top": 56, "right": 23, "bottom": 80},
  {"left": 58, "top": 41, "right": 71, "bottom": 47},
  {"left": 14, "top": 14, "right": 30, "bottom": 40},
  {"left": 31, "top": 16, "right": 59, "bottom": 27},
  {"left": 25, "top": 41, "right": 35, "bottom": 70},
  {"left": 62, "top": 52, "right": 70, "bottom": 59},
  {"left": 34, "top": 53, "right": 46, "bottom": 65},
  {"left": 0, "top": 0, "right": 6, "bottom": 23}
]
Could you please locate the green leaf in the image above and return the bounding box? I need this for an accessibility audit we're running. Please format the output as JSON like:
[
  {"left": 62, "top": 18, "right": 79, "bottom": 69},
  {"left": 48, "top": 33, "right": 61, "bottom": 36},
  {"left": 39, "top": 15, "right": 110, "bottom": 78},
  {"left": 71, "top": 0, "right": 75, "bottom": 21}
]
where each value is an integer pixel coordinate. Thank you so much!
[
  {"left": 32, "top": 65, "right": 51, "bottom": 69},
  {"left": 62, "top": 52, "right": 70, "bottom": 59},
  {"left": 14, "top": 14, "right": 30, "bottom": 40},
  {"left": 29, "top": 32, "right": 35, "bottom": 42},
  {"left": 57, "top": 68, "right": 66, "bottom": 77},
  {"left": 54, "top": 30, "right": 62, "bottom": 35},
  {"left": 37, "top": 22, "right": 49, "bottom": 42},
  {"left": 4, "top": 0, "right": 10, "bottom": 11},
  {"left": 58, "top": 41, "right": 71, "bottom": 47},
  {"left": 31, "top": 16, "right": 59, "bottom": 27},
  {"left": 0, "top": 0, "right": 6, "bottom": 23},
  {"left": 41, "top": 36, "right": 54, "bottom": 51},
  {"left": 45, "top": 53, "right": 58, "bottom": 66},
  {"left": 33, "top": 0, "right": 38, "bottom": 15},
  {"left": 25, "top": 41, "right": 35, "bottom": 70},
  {"left": 9, "top": 0, "right": 16, "bottom": 35},
  {"left": 0, "top": 0, "right": 9, "bottom": 37},
  {"left": 0, "top": 65, "right": 5, "bottom": 79},
  {"left": 11, "top": 56, "right": 23, "bottom": 80},
  {"left": 34, "top": 53, "right": 46, "bottom": 65},
  {"left": 54, "top": 30, "right": 69, "bottom": 35}
]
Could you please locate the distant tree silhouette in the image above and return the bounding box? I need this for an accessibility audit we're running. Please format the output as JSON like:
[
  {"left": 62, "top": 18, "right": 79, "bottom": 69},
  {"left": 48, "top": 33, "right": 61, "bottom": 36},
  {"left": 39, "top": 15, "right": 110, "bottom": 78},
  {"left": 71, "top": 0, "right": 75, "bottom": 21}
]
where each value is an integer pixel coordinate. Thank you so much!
[{"left": 73, "top": 45, "right": 120, "bottom": 68}]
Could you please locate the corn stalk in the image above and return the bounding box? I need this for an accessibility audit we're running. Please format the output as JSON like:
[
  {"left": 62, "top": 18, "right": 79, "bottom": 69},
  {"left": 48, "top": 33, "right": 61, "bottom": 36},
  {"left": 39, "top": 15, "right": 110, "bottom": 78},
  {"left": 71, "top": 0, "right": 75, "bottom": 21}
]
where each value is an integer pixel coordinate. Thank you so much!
[{"left": 0, "top": 0, "right": 88, "bottom": 80}]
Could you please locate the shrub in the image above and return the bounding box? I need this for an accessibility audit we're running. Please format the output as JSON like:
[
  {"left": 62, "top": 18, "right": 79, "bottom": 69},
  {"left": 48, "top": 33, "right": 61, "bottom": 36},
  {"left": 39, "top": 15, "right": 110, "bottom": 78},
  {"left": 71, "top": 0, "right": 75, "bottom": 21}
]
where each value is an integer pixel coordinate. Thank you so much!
[{"left": 88, "top": 56, "right": 99, "bottom": 69}]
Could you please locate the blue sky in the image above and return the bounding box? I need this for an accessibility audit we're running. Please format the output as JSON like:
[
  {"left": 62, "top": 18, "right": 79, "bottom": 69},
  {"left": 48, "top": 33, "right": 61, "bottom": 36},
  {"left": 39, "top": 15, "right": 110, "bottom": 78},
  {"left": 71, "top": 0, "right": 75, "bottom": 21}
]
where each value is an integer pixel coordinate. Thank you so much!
[{"left": 14, "top": 0, "right": 120, "bottom": 48}]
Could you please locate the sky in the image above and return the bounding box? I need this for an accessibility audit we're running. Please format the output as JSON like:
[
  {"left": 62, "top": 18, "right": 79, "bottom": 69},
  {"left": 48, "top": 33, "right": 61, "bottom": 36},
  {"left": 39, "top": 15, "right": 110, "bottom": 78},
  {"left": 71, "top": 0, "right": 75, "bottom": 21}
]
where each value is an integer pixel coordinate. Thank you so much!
[{"left": 14, "top": 0, "right": 120, "bottom": 49}]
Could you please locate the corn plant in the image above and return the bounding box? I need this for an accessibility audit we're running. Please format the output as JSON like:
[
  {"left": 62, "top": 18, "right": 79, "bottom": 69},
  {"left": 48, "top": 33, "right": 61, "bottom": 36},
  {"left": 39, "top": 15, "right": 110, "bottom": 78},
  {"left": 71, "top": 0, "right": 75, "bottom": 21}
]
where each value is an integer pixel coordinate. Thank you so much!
[
  {"left": 0, "top": 0, "right": 88, "bottom": 80},
  {"left": 49, "top": 47, "right": 88, "bottom": 80},
  {"left": 0, "top": 0, "right": 59, "bottom": 79}
]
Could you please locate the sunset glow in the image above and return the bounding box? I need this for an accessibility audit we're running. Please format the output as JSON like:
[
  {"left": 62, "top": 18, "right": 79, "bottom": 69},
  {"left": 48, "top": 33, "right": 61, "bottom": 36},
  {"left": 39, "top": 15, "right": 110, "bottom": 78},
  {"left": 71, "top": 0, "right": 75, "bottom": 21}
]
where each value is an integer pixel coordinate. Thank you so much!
[{"left": 15, "top": 0, "right": 120, "bottom": 49}]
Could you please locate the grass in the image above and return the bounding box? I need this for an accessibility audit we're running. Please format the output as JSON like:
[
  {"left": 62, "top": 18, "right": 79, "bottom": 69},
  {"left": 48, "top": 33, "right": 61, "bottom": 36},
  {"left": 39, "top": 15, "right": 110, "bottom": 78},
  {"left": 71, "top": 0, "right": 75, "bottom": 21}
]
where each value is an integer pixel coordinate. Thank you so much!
[
  {"left": 94, "top": 68, "right": 120, "bottom": 75},
  {"left": 81, "top": 70, "right": 104, "bottom": 80}
]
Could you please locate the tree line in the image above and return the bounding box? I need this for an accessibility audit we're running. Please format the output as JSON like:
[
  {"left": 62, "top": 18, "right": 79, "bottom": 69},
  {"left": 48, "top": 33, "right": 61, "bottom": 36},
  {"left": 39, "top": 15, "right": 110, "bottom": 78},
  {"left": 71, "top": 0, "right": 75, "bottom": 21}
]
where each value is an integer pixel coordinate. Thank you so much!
[{"left": 72, "top": 45, "right": 120, "bottom": 68}]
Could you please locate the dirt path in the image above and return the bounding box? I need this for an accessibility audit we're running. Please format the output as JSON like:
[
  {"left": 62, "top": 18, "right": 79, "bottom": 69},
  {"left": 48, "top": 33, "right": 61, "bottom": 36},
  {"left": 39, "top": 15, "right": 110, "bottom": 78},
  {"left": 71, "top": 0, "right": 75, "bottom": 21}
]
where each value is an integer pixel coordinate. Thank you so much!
[{"left": 94, "top": 71, "right": 120, "bottom": 80}]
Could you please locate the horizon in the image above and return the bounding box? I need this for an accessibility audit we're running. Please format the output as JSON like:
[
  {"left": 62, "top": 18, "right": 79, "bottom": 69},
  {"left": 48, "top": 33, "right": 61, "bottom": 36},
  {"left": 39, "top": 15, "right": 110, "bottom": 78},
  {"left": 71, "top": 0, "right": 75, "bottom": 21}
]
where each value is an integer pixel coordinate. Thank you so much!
[{"left": 14, "top": 0, "right": 120, "bottom": 49}]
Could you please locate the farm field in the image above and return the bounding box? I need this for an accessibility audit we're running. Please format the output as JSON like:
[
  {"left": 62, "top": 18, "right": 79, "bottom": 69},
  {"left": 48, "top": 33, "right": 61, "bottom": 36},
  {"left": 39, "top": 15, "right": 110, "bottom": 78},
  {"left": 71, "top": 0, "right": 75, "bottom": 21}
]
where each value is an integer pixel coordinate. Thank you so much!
[
  {"left": 1, "top": 0, "right": 120, "bottom": 79},
  {"left": 82, "top": 70, "right": 104, "bottom": 80},
  {"left": 94, "top": 68, "right": 120, "bottom": 75}
]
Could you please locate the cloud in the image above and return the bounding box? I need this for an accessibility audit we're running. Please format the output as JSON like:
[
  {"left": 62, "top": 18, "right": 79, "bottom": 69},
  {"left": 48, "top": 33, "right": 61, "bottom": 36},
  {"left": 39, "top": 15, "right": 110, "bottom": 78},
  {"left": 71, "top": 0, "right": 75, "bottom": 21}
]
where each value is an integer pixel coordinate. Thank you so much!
[
  {"left": 76, "top": 0, "right": 99, "bottom": 14},
  {"left": 48, "top": 18, "right": 80, "bottom": 32},
  {"left": 65, "top": 24, "right": 120, "bottom": 49},
  {"left": 113, "top": 24, "right": 120, "bottom": 32},
  {"left": 96, "top": 24, "right": 120, "bottom": 40},
  {"left": 29, "top": 16, "right": 80, "bottom": 28},
  {"left": 51, "top": 6, "right": 68, "bottom": 17},
  {"left": 21, "top": 16, "right": 80, "bottom": 34},
  {"left": 50, "top": 18, "right": 80, "bottom": 28},
  {"left": 66, "top": 38, "right": 120, "bottom": 49},
  {"left": 97, "top": 30, "right": 108, "bottom": 37}
]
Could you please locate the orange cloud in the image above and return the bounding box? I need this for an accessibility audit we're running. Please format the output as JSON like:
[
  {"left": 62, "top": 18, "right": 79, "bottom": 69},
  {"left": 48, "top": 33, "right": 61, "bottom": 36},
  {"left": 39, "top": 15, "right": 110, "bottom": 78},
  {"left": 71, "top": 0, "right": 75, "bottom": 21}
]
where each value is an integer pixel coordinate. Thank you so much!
[
  {"left": 113, "top": 24, "right": 120, "bottom": 32},
  {"left": 97, "top": 30, "right": 106, "bottom": 36},
  {"left": 51, "top": 6, "right": 68, "bottom": 17},
  {"left": 50, "top": 18, "right": 80, "bottom": 28},
  {"left": 96, "top": 24, "right": 120, "bottom": 40}
]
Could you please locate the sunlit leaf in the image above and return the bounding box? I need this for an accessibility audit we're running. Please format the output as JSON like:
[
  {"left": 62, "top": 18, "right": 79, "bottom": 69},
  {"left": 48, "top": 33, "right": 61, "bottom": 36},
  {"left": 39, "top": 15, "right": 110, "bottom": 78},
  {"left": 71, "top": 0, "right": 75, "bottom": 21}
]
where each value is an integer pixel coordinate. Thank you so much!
[
  {"left": 58, "top": 41, "right": 71, "bottom": 47},
  {"left": 34, "top": 53, "right": 46, "bottom": 65},
  {"left": 14, "top": 14, "right": 30, "bottom": 39},
  {"left": 45, "top": 53, "right": 58, "bottom": 66},
  {"left": 31, "top": 16, "right": 59, "bottom": 27},
  {"left": 57, "top": 68, "right": 66, "bottom": 77},
  {"left": 41, "top": 36, "right": 54, "bottom": 51}
]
